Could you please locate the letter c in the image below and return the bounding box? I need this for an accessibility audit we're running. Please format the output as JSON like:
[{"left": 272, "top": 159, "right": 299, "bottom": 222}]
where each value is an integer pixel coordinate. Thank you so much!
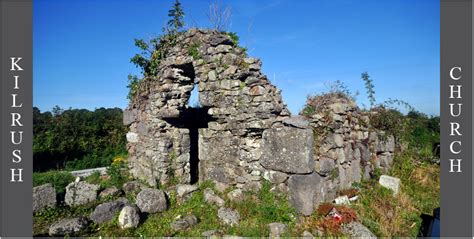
[
  {"left": 450, "top": 67, "right": 462, "bottom": 80},
  {"left": 450, "top": 141, "right": 461, "bottom": 154}
]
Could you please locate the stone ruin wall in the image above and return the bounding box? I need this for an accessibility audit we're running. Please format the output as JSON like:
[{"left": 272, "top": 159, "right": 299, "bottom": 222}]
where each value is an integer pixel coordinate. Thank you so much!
[{"left": 123, "top": 29, "right": 395, "bottom": 215}]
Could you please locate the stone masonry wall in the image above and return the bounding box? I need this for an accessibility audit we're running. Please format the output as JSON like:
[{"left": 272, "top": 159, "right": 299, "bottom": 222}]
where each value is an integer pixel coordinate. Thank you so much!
[
  {"left": 124, "top": 29, "right": 290, "bottom": 188},
  {"left": 280, "top": 95, "right": 395, "bottom": 215},
  {"left": 124, "top": 29, "right": 396, "bottom": 215}
]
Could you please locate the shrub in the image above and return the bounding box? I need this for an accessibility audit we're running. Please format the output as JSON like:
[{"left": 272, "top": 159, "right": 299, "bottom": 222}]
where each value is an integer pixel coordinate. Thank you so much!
[
  {"left": 299, "top": 203, "right": 358, "bottom": 236},
  {"left": 187, "top": 42, "right": 201, "bottom": 59},
  {"left": 130, "top": 34, "right": 178, "bottom": 76},
  {"left": 106, "top": 162, "right": 127, "bottom": 188},
  {"left": 369, "top": 107, "right": 406, "bottom": 141},
  {"left": 361, "top": 71, "right": 376, "bottom": 108},
  {"left": 300, "top": 84, "right": 355, "bottom": 118},
  {"left": 127, "top": 74, "right": 143, "bottom": 100},
  {"left": 225, "top": 31, "right": 239, "bottom": 45},
  {"left": 317, "top": 202, "right": 334, "bottom": 216}
]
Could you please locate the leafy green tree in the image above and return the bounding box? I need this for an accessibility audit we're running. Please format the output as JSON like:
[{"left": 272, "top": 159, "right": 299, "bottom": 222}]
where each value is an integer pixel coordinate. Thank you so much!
[
  {"left": 129, "top": 0, "right": 186, "bottom": 92},
  {"left": 167, "top": 0, "right": 185, "bottom": 34}
]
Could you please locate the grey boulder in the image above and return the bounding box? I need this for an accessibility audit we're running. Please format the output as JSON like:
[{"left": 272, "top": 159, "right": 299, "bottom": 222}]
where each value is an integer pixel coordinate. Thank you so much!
[
  {"left": 49, "top": 217, "right": 89, "bottom": 236},
  {"left": 171, "top": 215, "right": 199, "bottom": 231},
  {"left": 218, "top": 207, "right": 240, "bottom": 226},
  {"left": 123, "top": 181, "right": 146, "bottom": 194},
  {"left": 118, "top": 205, "right": 141, "bottom": 229},
  {"left": 136, "top": 188, "right": 168, "bottom": 213},
  {"left": 90, "top": 198, "right": 129, "bottom": 224},
  {"left": 341, "top": 221, "right": 377, "bottom": 238},
  {"left": 65, "top": 181, "right": 99, "bottom": 206},
  {"left": 268, "top": 222, "right": 287, "bottom": 237},
  {"left": 204, "top": 188, "right": 225, "bottom": 207},
  {"left": 176, "top": 184, "right": 199, "bottom": 200},
  {"left": 33, "top": 183, "right": 56, "bottom": 213},
  {"left": 99, "top": 186, "right": 121, "bottom": 198}
]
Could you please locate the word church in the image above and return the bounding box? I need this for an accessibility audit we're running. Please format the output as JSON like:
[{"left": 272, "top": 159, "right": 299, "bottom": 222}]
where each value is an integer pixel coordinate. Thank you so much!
[{"left": 448, "top": 66, "right": 462, "bottom": 173}]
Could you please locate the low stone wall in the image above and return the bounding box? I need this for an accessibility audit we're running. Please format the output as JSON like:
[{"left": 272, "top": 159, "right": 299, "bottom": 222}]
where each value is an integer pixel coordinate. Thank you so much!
[{"left": 262, "top": 95, "right": 396, "bottom": 215}]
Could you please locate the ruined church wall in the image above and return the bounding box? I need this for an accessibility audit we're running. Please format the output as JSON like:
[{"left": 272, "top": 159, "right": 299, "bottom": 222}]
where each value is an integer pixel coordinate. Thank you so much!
[
  {"left": 123, "top": 29, "right": 396, "bottom": 215},
  {"left": 124, "top": 29, "right": 290, "bottom": 187}
]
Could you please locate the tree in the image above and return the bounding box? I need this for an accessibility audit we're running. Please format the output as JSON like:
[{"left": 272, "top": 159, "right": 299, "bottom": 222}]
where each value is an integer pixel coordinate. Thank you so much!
[
  {"left": 130, "top": 0, "right": 184, "bottom": 76},
  {"left": 361, "top": 72, "right": 376, "bottom": 109},
  {"left": 167, "top": 0, "right": 185, "bottom": 34}
]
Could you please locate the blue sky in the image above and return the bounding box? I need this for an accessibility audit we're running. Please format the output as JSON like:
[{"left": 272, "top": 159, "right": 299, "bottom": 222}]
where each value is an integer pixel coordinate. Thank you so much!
[{"left": 34, "top": 0, "right": 440, "bottom": 115}]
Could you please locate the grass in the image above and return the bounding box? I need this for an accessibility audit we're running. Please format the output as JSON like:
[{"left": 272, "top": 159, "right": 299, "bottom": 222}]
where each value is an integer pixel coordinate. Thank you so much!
[
  {"left": 351, "top": 149, "right": 440, "bottom": 237},
  {"left": 226, "top": 182, "right": 297, "bottom": 237},
  {"left": 33, "top": 170, "right": 74, "bottom": 195},
  {"left": 33, "top": 194, "right": 122, "bottom": 236},
  {"left": 34, "top": 175, "right": 297, "bottom": 237},
  {"left": 187, "top": 42, "right": 201, "bottom": 59},
  {"left": 93, "top": 181, "right": 296, "bottom": 237},
  {"left": 33, "top": 150, "right": 439, "bottom": 237},
  {"left": 293, "top": 149, "right": 439, "bottom": 237}
]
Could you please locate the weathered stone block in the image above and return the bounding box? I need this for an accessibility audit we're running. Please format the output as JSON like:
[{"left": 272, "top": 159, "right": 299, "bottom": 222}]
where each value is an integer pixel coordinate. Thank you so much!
[
  {"left": 209, "top": 34, "right": 233, "bottom": 46},
  {"left": 378, "top": 152, "right": 393, "bottom": 168},
  {"left": 118, "top": 205, "right": 140, "bottom": 229},
  {"left": 261, "top": 127, "right": 314, "bottom": 174},
  {"left": 379, "top": 175, "right": 401, "bottom": 195},
  {"left": 341, "top": 222, "right": 376, "bottom": 238},
  {"left": 268, "top": 222, "right": 287, "bottom": 238},
  {"left": 123, "top": 108, "right": 138, "bottom": 125},
  {"left": 65, "top": 181, "right": 99, "bottom": 207},
  {"left": 90, "top": 198, "right": 129, "bottom": 224},
  {"left": 204, "top": 188, "right": 225, "bottom": 206},
  {"left": 49, "top": 217, "right": 89, "bottom": 236},
  {"left": 263, "top": 170, "right": 288, "bottom": 184},
  {"left": 136, "top": 188, "right": 168, "bottom": 213},
  {"left": 282, "top": 115, "right": 310, "bottom": 129},
  {"left": 288, "top": 173, "right": 322, "bottom": 216},
  {"left": 218, "top": 207, "right": 240, "bottom": 226},
  {"left": 176, "top": 184, "right": 199, "bottom": 200},
  {"left": 315, "top": 157, "right": 336, "bottom": 176},
  {"left": 171, "top": 215, "right": 199, "bottom": 231},
  {"left": 338, "top": 161, "right": 362, "bottom": 190},
  {"left": 376, "top": 135, "right": 395, "bottom": 153}
]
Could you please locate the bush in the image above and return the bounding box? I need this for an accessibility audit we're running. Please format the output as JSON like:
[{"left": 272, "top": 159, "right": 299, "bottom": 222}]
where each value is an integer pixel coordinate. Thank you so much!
[
  {"left": 106, "top": 162, "right": 127, "bottom": 188},
  {"left": 33, "top": 171, "right": 74, "bottom": 195},
  {"left": 369, "top": 107, "right": 406, "bottom": 142},
  {"left": 187, "top": 42, "right": 201, "bottom": 59},
  {"left": 224, "top": 32, "right": 239, "bottom": 45}
]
